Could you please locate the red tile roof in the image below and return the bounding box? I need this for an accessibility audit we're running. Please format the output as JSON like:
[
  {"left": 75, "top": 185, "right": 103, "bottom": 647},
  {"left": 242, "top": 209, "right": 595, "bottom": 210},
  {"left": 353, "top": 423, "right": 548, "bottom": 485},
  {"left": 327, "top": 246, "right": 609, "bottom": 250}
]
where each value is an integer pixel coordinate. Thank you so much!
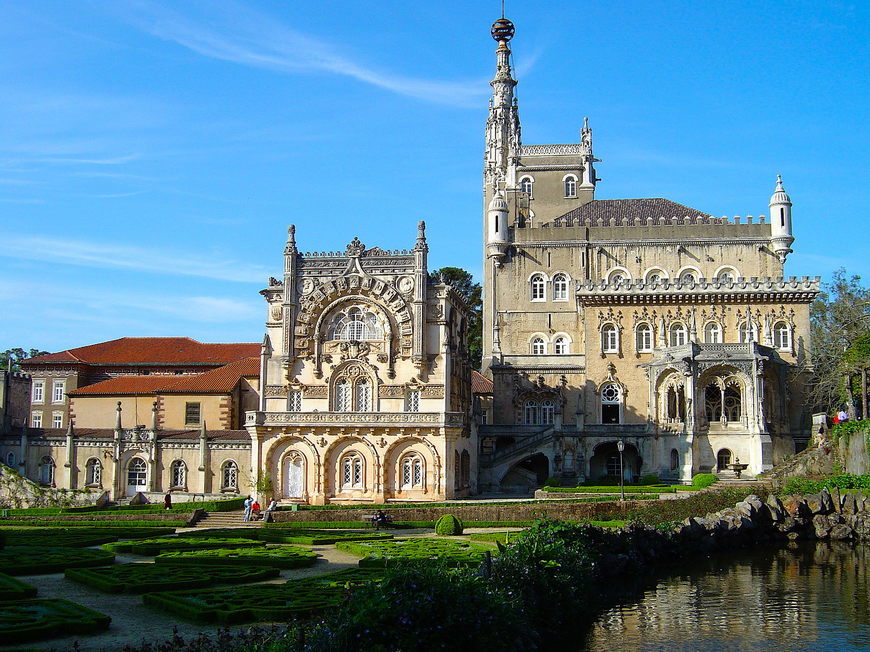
[
  {"left": 24, "top": 337, "right": 260, "bottom": 366},
  {"left": 471, "top": 370, "right": 493, "bottom": 394},
  {"left": 69, "top": 357, "right": 260, "bottom": 396}
]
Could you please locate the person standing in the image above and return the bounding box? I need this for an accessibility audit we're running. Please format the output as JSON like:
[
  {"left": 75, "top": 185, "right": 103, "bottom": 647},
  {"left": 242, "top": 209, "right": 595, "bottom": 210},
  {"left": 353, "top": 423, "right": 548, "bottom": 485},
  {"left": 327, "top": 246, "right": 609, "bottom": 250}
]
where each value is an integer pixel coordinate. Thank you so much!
[
  {"left": 243, "top": 495, "right": 253, "bottom": 522},
  {"left": 164, "top": 493, "right": 172, "bottom": 511}
]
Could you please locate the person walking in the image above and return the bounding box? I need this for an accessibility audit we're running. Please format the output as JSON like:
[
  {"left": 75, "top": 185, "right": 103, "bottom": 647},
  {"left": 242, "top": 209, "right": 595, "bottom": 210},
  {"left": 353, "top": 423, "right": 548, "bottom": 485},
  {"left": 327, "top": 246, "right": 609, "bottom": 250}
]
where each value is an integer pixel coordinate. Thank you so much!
[{"left": 243, "top": 495, "right": 253, "bottom": 522}]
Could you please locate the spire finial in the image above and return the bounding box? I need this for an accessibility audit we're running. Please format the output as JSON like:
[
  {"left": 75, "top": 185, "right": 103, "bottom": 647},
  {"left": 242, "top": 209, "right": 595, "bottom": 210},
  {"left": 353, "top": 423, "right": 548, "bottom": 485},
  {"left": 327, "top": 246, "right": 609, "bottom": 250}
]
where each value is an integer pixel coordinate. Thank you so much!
[
  {"left": 776, "top": 174, "right": 783, "bottom": 189},
  {"left": 491, "top": 16, "right": 515, "bottom": 42},
  {"left": 284, "top": 224, "right": 297, "bottom": 254}
]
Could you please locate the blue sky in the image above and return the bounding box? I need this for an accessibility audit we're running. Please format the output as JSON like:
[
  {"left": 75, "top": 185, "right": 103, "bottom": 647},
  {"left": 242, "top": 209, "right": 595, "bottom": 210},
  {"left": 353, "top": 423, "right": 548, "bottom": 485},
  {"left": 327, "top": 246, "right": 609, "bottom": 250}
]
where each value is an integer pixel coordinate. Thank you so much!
[{"left": 1, "top": 1, "right": 867, "bottom": 353}]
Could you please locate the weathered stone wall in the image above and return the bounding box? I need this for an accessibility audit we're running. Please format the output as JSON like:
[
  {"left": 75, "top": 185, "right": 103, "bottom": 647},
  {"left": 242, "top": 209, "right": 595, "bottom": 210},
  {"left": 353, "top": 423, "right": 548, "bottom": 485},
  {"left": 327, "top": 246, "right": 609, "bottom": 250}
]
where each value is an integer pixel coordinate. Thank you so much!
[{"left": 0, "top": 463, "right": 100, "bottom": 509}]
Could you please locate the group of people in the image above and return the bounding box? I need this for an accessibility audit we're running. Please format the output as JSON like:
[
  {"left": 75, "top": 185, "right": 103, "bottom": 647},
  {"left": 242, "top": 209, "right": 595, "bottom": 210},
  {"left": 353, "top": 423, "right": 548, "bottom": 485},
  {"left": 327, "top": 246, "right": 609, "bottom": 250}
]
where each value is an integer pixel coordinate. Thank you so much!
[{"left": 244, "top": 496, "right": 278, "bottom": 522}]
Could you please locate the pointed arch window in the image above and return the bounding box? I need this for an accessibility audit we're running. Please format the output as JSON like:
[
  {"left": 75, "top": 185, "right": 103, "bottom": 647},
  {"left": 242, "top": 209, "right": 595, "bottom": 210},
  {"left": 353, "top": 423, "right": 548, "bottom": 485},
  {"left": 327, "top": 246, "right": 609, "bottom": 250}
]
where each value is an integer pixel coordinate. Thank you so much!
[
  {"left": 670, "top": 448, "right": 679, "bottom": 471},
  {"left": 704, "top": 322, "right": 722, "bottom": 344},
  {"left": 85, "top": 458, "right": 102, "bottom": 487},
  {"left": 552, "top": 273, "right": 569, "bottom": 301},
  {"left": 530, "top": 274, "right": 546, "bottom": 301},
  {"left": 222, "top": 460, "right": 239, "bottom": 491},
  {"left": 341, "top": 452, "right": 364, "bottom": 490},
  {"left": 773, "top": 321, "right": 791, "bottom": 351},
  {"left": 636, "top": 323, "right": 653, "bottom": 352},
  {"left": 355, "top": 379, "right": 372, "bottom": 412},
  {"left": 170, "top": 460, "right": 187, "bottom": 489}
]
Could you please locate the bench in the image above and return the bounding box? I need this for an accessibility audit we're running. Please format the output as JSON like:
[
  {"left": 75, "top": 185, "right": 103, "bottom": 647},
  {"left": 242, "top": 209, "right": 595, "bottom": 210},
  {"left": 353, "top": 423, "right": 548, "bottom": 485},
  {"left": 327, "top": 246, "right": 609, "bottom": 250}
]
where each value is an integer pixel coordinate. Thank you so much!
[{"left": 361, "top": 513, "right": 393, "bottom": 529}]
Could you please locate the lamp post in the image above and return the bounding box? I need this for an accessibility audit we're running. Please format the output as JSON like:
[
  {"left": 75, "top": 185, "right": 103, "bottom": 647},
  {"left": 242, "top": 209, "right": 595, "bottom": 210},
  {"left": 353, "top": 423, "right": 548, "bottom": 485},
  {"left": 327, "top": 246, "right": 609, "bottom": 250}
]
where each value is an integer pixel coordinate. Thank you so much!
[{"left": 616, "top": 439, "right": 625, "bottom": 502}]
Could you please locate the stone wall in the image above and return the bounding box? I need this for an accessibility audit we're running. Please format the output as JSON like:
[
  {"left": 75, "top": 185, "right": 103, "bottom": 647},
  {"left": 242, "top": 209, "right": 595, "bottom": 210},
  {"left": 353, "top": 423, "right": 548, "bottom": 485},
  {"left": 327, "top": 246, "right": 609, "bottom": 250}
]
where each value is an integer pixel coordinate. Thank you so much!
[{"left": 0, "top": 463, "right": 100, "bottom": 509}]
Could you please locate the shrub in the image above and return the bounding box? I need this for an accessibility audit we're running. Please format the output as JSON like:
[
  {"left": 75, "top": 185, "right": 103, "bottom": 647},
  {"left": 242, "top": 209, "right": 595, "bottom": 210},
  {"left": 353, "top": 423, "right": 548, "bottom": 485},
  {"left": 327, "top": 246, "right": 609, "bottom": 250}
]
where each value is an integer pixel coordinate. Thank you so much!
[
  {"left": 0, "top": 599, "right": 110, "bottom": 644},
  {"left": 639, "top": 474, "right": 660, "bottom": 485},
  {"left": 0, "top": 546, "right": 115, "bottom": 575},
  {"left": 336, "top": 537, "right": 489, "bottom": 567},
  {"left": 544, "top": 476, "right": 561, "bottom": 487},
  {"left": 783, "top": 474, "right": 870, "bottom": 494},
  {"left": 435, "top": 514, "right": 464, "bottom": 535},
  {"left": 691, "top": 473, "right": 719, "bottom": 489}
]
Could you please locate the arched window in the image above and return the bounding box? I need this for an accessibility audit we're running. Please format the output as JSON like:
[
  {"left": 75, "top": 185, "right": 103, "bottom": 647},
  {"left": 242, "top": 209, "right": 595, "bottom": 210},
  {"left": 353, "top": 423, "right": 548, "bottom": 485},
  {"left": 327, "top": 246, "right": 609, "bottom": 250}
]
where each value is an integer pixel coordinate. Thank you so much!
[
  {"left": 608, "top": 270, "right": 629, "bottom": 285},
  {"left": 5, "top": 451, "right": 15, "bottom": 467},
  {"left": 127, "top": 457, "right": 146, "bottom": 491},
  {"left": 335, "top": 379, "right": 351, "bottom": 412},
  {"left": 601, "top": 324, "right": 619, "bottom": 353},
  {"left": 563, "top": 175, "right": 577, "bottom": 197},
  {"left": 724, "top": 386, "right": 742, "bottom": 421},
  {"left": 401, "top": 454, "right": 424, "bottom": 489},
  {"left": 355, "top": 379, "right": 371, "bottom": 412},
  {"left": 665, "top": 384, "right": 686, "bottom": 422},
  {"left": 717, "top": 268, "right": 737, "bottom": 283},
  {"left": 773, "top": 321, "right": 791, "bottom": 351},
  {"left": 222, "top": 460, "right": 239, "bottom": 490},
  {"left": 39, "top": 456, "right": 55, "bottom": 485},
  {"left": 519, "top": 176, "right": 534, "bottom": 197},
  {"left": 540, "top": 400, "right": 555, "bottom": 425},
  {"left": 530, "top": 274, "right": 546, "bottom": 301},
  {"left": 531, "top": 337, "right": 546, "bottom": 355},
  {"left": 524, "top": 401, "right": 539, "bottom": 425},
  {"left": 552, "top": 273, "right": 569, "bottom": 301},
  {"left": 601, "top": 383, "right": 622, "bottom": 424},
  {"left": 170, "top": 460, "right": 187, "bottom": 489},
  {"left": 716, "top": 448, "right": 732, "bottom": 471},
  {"left": 341, "top": 452, "right": 364, "bottom": 490},
  {"left": 739, "top": 322, "right": 758, "bottom": 343},
  {"left": 669, "top": 323, "right": 687, "bottom": 347},
  {"left": 636, "top": 323, "right": 653, "bottom": 352},
  {"left": 704, "top": 322, "right": 722, "bottom": 344},
  {"left": 670, "top": 448, "right": 679, "bottom": 471},
  {"left": 678, "top": 270, "right": 697, "bottom": 284},
  {"left": 646, "top": 269, "right": 667, "bottom": 285},
  {"left": 85, "top": 458, "right": 102, "bottom": 487},
  {"left": 329, "top": 307, "right": 383, "bottom": 341},
  {"left": 553, "top": 336, "right": 569, "bottom": 355},
  {"left": 454, "top": 451, "right": 461, "bottom": 491}
]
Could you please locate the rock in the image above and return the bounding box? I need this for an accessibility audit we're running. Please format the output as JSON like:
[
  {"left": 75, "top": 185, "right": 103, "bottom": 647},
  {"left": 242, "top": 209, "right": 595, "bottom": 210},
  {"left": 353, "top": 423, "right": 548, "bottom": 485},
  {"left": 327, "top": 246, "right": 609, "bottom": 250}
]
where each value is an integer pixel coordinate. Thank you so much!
[
  {"left": 735, "top": 501, "right": 756, "bottom": 519},
  {"left": 842, "top": 493, "right": 858, "bottom": 515},
  {"left": 782, "top": 495, "right": 808, "bottom": 517},
  {"left": 829, "top": 524, "right": 852, "bottom": 540},
  {"left": 820, "top": 490, "right": 836, "bottom": 514},
  {"left": 776, "top": 516, "right": 799, "bottom": 534},
  {"left": 813, "top": 514, "right": 832, "bottom": 538},
  {"left": 766, "top": 495, "right": 786, "bottom": 522}
]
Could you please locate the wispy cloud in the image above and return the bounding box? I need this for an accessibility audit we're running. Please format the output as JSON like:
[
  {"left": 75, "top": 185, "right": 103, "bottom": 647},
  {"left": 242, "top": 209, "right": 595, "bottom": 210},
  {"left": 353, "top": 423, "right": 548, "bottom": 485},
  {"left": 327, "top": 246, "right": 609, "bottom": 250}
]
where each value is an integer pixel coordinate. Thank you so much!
[
  {"left": 0, "top": 234, "right": 270, "bottom": 283},
  {"left": 126, "top": 1, "right": 488, "bottom": 107},
  {"left": 33, "top": 154, "right": 141, "bottom": 166},
  {"left": 81, "top": 190, "right": 149, "bottom": 199}
]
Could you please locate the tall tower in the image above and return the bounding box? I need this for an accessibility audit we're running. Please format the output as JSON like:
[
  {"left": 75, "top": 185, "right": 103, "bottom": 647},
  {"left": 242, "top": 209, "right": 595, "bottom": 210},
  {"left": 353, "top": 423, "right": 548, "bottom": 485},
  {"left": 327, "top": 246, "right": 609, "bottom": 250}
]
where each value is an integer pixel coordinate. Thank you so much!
[{"left": 769, "top": 175, "right": 794, "bottom": 264}]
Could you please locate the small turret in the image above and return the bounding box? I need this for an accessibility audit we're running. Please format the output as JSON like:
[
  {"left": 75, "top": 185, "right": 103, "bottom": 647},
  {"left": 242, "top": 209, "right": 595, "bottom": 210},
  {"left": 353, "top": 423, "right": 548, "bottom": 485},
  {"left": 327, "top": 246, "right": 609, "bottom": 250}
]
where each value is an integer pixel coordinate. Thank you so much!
[
  {"left": 769, "top": 175, "right": 794, "bottom": 263},
  {"left": 486, "top": 192, "right": 509, "bottom": 266}
]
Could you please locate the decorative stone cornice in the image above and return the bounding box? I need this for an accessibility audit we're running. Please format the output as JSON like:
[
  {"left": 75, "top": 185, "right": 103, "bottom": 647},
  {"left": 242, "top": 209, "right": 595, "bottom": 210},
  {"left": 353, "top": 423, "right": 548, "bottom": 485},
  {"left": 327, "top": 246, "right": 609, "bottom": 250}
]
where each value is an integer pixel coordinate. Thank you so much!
[
  {"left": 245, "top": 411, "right": 464, "bottom": 427},
  {"left": 520, "top": 144, "right": 581, "bottom": 156}
]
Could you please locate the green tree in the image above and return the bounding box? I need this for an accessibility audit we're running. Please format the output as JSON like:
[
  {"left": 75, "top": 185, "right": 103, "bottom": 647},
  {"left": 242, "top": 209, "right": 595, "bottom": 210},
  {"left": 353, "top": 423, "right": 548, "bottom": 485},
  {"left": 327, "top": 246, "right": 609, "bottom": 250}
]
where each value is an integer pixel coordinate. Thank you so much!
[
  {"left": 0, "top": 348, "right": 49, "bottom": 372},
  {"left": 808, "top": 269, "right": 870, "bottom": 413},
  {"left": 429, "top": 267, "right": 482, "bottom": 369}
]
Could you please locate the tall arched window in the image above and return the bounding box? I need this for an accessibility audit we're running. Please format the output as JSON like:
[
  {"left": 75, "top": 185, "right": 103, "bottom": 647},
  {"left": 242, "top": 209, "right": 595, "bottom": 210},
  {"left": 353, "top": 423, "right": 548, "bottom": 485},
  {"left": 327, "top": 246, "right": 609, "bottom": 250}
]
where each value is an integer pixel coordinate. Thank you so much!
[
  {"left": 530, "top": 274, "right": 546, "bottom": 301},
  {"left": 335, "top": 380, "right": 351, "bottom": 412},
  {"left": 716, "top": 448, "right": 732, "bottom": 471},
  {"left": 329, "top": 307, "right": 383, "bottom": 341},
  {"left": 341, "top": 452, "right": 364, "bottom": 490},
  {"left": 127, "top": 457, "right": 146, "bottom": 492},
  {"left": 552, "top": 273, "right": 569, "bottom": 301},
  {"left": 222, "top": 460, "right": 239, "bottom": 490},
  {"left": 454, "top": 451, "right": 461, "bottom": 490},
  {"left": 355, "top": 379, "right": 371, "bottom": 412},
  {"left": 670, "top": 448, "right": 679, "bottom": 471},
  {"left": 5, "top": 451, "right": 15, "bottom": 467},
  {"left": 85, "top": 458, "right": 102, "bottom": 487},
  {"left": 531, "top": 337, "right": 546, "bottom": 355},
  {"left": 601, "top": 383, "right": 622, "bottom": 424},
  {"left": 739, "top": 323, "right": 758, "bottom": 343},
  {"left": 704, "top": 322, "right": 722, "bottom": 344},
  {"left": 519, "top": 176, "right": 534, "bottom": 197},
  {"left": 563, "top": 175, "right": 577, "bottom": 197},
  {"left": 669, "top": 323, "right": 687, "bottom": 346},
  {"left": 540, "top": 400, "right": 555, "bottom": 425},
  {"left": 401, "top": 454, "right": 424, "bottom": 489},
  {"left": 636, "top": 323, "right": 653, "bottom": 352},
  {"left": 773, "top": 321, "right": 791, "bottom": 351},
  {"left": 601, "top": 324, "right": 618, "bottom": 353},
  {"left": 39, "top": 456, "right": 55, "bottom": 485},
  {"left": 524, "top": 401, "right": 539, "bottom": 425},
  {"left": 170, "top": 460, "right": 187, "bottom": 488},
  {"left": 553, "top": 336, "right": 569, "bottom": 355}
]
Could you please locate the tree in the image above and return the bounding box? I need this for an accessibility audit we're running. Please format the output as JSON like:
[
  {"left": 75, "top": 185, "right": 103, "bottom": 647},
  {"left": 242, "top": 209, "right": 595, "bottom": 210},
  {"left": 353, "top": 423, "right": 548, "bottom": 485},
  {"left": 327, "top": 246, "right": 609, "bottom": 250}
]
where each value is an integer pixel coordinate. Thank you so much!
[
  {"left": 429, "top": 267, "right": 482, "bottom": 370},
  {"left": 808, "top": 269, "right": 870, "bottom": 413},
  {"left": 0, "top": 348, "right": 49, "bottom": 372}
]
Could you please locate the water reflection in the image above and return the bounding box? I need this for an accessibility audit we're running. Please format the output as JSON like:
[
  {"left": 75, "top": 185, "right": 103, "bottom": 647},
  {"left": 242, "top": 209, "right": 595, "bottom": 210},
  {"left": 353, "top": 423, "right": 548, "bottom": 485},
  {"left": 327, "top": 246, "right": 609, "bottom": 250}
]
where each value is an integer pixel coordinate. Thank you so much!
[{"left": 584, "top": 542, "right": 869, "bottom": 651}]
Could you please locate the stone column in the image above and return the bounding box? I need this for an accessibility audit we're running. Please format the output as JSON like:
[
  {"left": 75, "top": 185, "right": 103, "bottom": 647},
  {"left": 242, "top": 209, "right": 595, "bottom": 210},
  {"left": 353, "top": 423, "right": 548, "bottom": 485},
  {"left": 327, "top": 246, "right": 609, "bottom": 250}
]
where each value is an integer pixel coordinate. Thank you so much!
[{"left": 199, "top": 421, "right": 209, "bottom": 493}]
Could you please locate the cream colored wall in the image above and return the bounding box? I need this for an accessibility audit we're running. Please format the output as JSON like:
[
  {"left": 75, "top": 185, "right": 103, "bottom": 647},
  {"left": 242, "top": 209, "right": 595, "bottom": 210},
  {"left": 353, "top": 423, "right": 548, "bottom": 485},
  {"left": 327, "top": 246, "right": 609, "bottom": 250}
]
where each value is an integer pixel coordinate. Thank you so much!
[
  {"left": 71, "top": 395, "right": 156, "bottom": 429},
  {"left": 161, "top": 394, "right": 228, "bottom": 430}
]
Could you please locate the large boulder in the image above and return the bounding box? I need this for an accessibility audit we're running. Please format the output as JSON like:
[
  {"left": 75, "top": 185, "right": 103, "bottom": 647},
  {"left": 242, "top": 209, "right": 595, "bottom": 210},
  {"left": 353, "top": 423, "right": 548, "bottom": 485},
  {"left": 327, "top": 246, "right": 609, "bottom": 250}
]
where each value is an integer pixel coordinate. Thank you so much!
[
  {"left": 765, "top": 495, "right": 786, "bottom": 522},
  {"left": 812, "top": 514, "right": 832, "bottom": 539},
  {"left": 782, "top": 495, "right": 811, "bottom": 518},
  {"left": 842, "top": 493, "right": 858, "bottom": 515}
]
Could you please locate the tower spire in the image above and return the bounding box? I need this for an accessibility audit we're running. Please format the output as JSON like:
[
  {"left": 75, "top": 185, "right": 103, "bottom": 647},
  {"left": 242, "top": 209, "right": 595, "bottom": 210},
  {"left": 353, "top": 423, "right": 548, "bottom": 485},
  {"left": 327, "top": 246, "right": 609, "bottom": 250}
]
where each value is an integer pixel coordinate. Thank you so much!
[{"left": 484, "top": 16, "right": 521, "bottom": 194}]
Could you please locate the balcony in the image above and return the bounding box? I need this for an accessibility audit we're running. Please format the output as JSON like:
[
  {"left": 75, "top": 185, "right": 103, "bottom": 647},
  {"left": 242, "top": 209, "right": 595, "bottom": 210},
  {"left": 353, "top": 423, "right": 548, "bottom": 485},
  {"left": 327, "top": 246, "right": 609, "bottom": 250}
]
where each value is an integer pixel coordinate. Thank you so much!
[{"left": 245, "top": 411, "right": 465, "bottom": 428}]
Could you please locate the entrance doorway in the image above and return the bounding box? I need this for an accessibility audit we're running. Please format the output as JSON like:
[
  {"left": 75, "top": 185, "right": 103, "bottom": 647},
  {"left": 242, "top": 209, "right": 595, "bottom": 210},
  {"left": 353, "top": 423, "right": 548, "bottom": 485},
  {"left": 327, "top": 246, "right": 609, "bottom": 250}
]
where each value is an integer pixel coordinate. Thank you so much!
[
  {"left": 126, "top": 457, "right": 147, "bottom": 496},
  {"left": 285, "top": 454, "right": 305, "bottom": 499}
]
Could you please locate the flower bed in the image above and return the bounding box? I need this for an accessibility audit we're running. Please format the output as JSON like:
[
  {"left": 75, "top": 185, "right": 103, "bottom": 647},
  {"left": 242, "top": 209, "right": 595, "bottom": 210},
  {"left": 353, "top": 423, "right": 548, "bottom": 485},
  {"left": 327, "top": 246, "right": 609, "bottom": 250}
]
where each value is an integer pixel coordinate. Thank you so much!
[
  {"left": 0, "top": 572, "right": 37, "bottom": 599},
  {"left": 0, "top": 598, "right": 111, "bottom": 644},
  {"left": 143, "top": 568, "right": 382, "bottom": 624},
  {"left": 155, "top": 545, "right": 318, "bottom": 569},
  {"left": 103, "top": 537, "right": 266, "bottom": 556},
  {"left": 336, "top": 538, "right": 492, "bottom": 568},
  {"left": 0, "top": 546, "right": 115, "bottom": 575},
  {"left": 65, "top": 562, "right": 279, "bottom": 593}
]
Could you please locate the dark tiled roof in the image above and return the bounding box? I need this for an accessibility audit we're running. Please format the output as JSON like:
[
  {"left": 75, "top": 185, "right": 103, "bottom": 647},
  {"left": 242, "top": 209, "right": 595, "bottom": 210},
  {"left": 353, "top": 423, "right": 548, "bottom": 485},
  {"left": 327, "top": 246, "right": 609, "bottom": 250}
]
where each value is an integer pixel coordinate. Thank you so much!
[
  {"left": 471, "top": 370, "right": 494, "bottom": 394},
  {"left": 24, "top": 338, "right": 260, "bottom": 366},
  {"left": 156, "top": 429, "right": 250, "bottom": 442},
  {"left": 552, "top": 198, "right": 719, "bottom": 226}
]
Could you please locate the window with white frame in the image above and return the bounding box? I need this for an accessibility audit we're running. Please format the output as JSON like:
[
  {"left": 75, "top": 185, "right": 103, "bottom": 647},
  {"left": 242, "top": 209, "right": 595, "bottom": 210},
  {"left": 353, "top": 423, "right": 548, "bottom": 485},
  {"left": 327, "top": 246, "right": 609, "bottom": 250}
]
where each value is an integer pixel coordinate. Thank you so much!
[
  {"left": 739, "top": 323, "right": 758, "bottom": 343},
  {"left": 531, "top": 337, "right": 546, "bottom": 355},
  {"left": 600, "top": 383, "right": 622, "bottom": 424},
  {"left": 717, "top": 268, "right": 737, "bottom": 283},
  {"left": 608, "top": 270, "right": 627, "bottom": 285},
  {"left": 171, "top": 460, "right": 187, "bottom": 488},
  {"left": 564, "top": 175, "right": 577, "bottom": 197},
  {"left": 334, "top": 372, "right": 373, "bottom": 412},
  {"left": 222, "top": 460, "right": 239, "bottom": 490},
  {"left": 288, "top": 390, "right": 302, "bottom": 412},
  {"left": 519, "top": 176, "right": 534, "bottom": 197},
  {"left": 355, "top": 379, "right": 372, "bottom": 412},
  {"left": 636, "top": 323, "right": 653, "bottom": 352},
  {"left": 601, "top": 324, "right": 619, "bottom": 353},
  {"left": 774, "top": 321, "right": 791, "bottom": 350},
  {"left": 329, "top": 307, "right": 384, "bottom": 341},
  {"left": 553, "top": 336, "right": 569, "bottom": 355},
  {"left": 530, "top": 274, "right": 546, "bottom": 301},
  {"left": 552, "top": 273, "right": 569, "bottom": 301},
  {"left": 335, "top": 380, "right": 351, "bottom": 412},
  {"left": 127, "top": 457, "right": 146, "bottom": 490},
  {"left": 341, "top": 452, "right": 364, "bottom": 490},
  {"left": 32, "top": 380, "right": 44, "bottom": 404},
  {"left": 678, "top": 270, "right": 698, "bottom": 284},
  {"left": 52, "top": 380, "right": 65, "bottom": 403},
  {"left": 401, "top": 454, "right": 424, "bottom": 489},
  {"left": 52, "top": 412, "right": 62, "bottom": 429},
  {"left": 540, "top": 400, "right": 555, "bottom": 424},
  {"left": 86, "top": 458, "right": 102, "bottom": 486},
  {"left": 524, "top": 401, "right": 539, "bottom": 425},
  {"left": 31, "top": 412, "right": 42, "bottom": 428},
  {"left": 669, "top": 323, "right": 688, "bottom": 347},
  {"left": 704, "top": 322, "right": 722, "bottom": 344},
  {"left": 406, "top": 390, "right": 420, "bottom": 412}
]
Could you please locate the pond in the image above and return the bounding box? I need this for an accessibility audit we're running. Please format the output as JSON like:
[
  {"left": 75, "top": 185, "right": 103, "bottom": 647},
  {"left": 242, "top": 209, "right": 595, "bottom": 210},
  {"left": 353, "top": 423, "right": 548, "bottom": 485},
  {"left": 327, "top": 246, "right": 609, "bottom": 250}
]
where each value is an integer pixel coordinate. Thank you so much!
[{"left": 584, "top": 541, "right": 869, "bottom": 651}]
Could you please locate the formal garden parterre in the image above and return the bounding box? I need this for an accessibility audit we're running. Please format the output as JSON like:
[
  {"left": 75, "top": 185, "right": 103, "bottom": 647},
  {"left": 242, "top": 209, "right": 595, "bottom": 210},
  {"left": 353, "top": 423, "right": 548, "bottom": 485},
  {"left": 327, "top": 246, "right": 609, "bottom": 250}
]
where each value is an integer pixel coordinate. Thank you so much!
[
  {"left": 336, "top": 537, "right": 493, "bottom": 568},
  {"left": 65, "top": 563, "right": 280, "bottom": 593},
  {"left": 0, "top": 546, "right": 115, "bottom": 575},
  {"left": 155, "top": 545, "right": 319, "bottom": 568},
  {"left": 103, "top": 536, "right": 267, "bottom": 556},
  {"left": 0, "top": 598, "right": 111, "bottom": 644}
]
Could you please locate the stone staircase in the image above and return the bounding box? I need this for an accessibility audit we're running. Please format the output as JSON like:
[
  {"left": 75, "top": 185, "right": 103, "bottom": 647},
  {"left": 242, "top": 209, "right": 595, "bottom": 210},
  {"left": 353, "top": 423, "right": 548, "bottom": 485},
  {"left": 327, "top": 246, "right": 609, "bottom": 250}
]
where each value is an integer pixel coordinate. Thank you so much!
[{"left": 192, "top": 510, "right": 260, "bottom": 529}]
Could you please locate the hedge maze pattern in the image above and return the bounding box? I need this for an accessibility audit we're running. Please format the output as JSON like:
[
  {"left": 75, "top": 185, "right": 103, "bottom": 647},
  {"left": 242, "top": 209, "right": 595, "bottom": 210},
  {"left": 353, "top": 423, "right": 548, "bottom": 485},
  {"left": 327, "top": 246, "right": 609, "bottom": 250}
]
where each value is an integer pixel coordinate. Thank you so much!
[
  {"left": 0, "top": 546, "right": 115, "bottom": 575},
  {"left": 65, "top": 563, "right": 279, "bottom": 593},
  {"left": 155, "top": 545, "right": 319, "bottom": 568},
  {"left": 0, "top": 599, "right": 111, "bottom": 644},
  {"left": 336, "top": 538, "right": 492, "bottom": 567},
  {"left": 103, "top": 537, "right": 266, "bottom": 556},
  {"left": 0, "top": 572, "right": 37, "bottom": 600}
]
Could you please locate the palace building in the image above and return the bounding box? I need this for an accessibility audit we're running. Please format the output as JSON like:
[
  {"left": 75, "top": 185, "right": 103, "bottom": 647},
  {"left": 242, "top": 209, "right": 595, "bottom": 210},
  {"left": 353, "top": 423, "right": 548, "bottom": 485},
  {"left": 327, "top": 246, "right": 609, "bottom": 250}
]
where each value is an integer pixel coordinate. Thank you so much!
[{"left": 1, "top": 15, "right": 818, "bottom": 501}]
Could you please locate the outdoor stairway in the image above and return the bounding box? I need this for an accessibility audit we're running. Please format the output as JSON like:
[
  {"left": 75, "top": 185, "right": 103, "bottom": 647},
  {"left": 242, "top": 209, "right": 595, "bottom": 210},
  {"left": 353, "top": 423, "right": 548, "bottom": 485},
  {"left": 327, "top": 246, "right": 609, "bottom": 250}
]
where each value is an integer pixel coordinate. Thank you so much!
[{"left": 193, "top": 509, "right": 260, "bottom": 528}]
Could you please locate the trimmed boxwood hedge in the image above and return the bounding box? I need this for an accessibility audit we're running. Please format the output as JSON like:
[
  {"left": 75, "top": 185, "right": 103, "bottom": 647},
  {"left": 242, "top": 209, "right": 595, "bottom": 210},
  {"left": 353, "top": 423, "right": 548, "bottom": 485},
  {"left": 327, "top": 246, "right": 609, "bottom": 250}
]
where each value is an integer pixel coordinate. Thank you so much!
[
  {"left": 143, "top": 568, "right": 382, "bottom": 624},
  {"left": 9, "top": 533, "right": 118, "bottom": 548},
  {"left": 0, "top": 572, "right": 37, "bottom": 599},
  {"left": 0, "top": 520, "right": 187, "bottom": 528},
  {"left": 256, "top": 529, "right": 393, "bottom": 545},
  {"left": 103, "top": 537, "right": 266, "bottom": 556},
  {"left": 336, "top": 538, "right": 491, "bottom": 568},
  {"left": 541, "top": 485, "right": 676, "bottom": 494},
  {"left": 66, "top": 562, "right": 279, "bottom": 593},
  {"left": 0, "top": 527, "right": 175, "bottom": 540},
  {"left": 155, "top": 545, "right": 318, "bottom": 569},
  {"left": 1, "top": 497, "right": 245, "bottom": 516},
  {"left": 0, "top": 598, "right": 111, "bottom": 644},
  {"left": 0, "top": 546, "right": 115, "bottom": 575},
  {"left": 434, "top": 514, "right": 464, "bottom": 535}
]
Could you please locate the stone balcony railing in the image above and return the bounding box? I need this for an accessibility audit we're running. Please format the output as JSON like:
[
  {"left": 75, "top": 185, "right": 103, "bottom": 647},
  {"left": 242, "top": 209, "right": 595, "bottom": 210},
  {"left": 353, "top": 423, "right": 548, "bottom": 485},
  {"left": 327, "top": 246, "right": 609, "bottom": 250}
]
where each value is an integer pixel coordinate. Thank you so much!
[{"left": 245, "top": 411, "right": 466, "bottom": 428}]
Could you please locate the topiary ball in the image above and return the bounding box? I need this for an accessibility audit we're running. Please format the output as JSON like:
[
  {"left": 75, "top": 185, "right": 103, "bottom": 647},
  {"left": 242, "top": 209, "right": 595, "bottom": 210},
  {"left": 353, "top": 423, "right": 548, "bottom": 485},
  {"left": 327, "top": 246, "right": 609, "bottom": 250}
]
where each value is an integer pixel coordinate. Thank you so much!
[{"left": 434, "top": 514, "right": 464, "bottom": 536}]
